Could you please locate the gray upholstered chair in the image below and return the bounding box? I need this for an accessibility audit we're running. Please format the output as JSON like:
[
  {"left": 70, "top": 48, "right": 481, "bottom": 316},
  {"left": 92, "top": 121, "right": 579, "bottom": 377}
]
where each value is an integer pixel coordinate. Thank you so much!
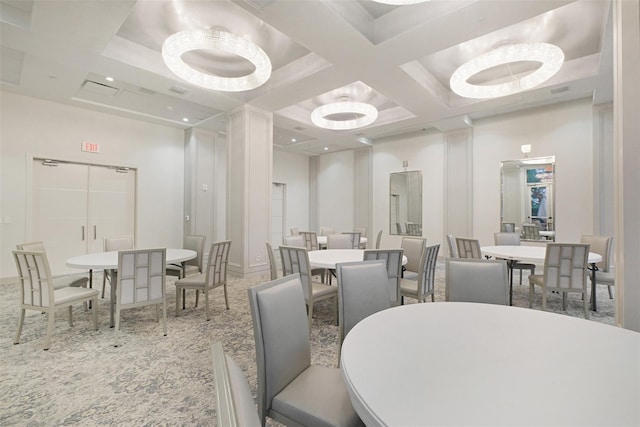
[
  {"left": 446, "top": 234, "right": 458, "bottom": 258},
  {"left": 284, "top": 235, "right": 304, "bottom": 247},
  {"left": 114, "top": 248, "right": 167, "bottom": 343},
  {"left": 299, "top": 231, "right": 319, "bottom": 251},
  {"left": 103, "top": 235, "right": 134, "bottom": 298},
  {"left": 211, "top": 342, "right": 261, "bottom": 427},
  {"left": 279, "top": 245, "right": 337, "bottom": 328},
  {"left": 327, "top": 234, "right": 353, "bottom": 249},
  {"left": 266, "top": 241, "right": 278, "bottom": 280},
  {"left": 248, "top": 274, "right": 363, "bottom": 427},
  {"left": 16, "top": 241, "right": 89, "bottom": 290},
  {"left": 174, "top": 240, "right": 231, "bottom": 321},
  {"left": 289, "top": 228, "right": 299, "bottom": 236},
  {"left": 445, "top": 258, "right": 509, "bottom": 305},
  {"left": 400, "top": 244, "right": 440, "bottom": 304},
  {"left": 455, "top": 237, "right": 482, "bottom": 259},
  {"left": 528, "top": 243, "right": 590, "bottom": 318},
  {"left": 362, "top": 249, "right": 404, "bottom": 306},
  {"left": 522, "top": 223, "right": 543, "bottom": 240},
  {"left": 166, "top": 235, "right": 206, "bottom": 310},
  {"left": 336, "top": 260, "right": 391, "bottom": 345},
  {"left": 493, "top": 232, "right": 536, "bottom": 284},
  {"left": 375, "top": 229, "right": 383, "bottom": 249},
  {"left": 342, "top": 231, "right": 361, "bottom": 249},
  {"left": 319, "top": 226, "right": 335, "bottom": 236},
  {"left": 400, "top": 236, "right": 426, "bottom": 280},
  {"left": 354, "top": 227, "right": 367, "bottom": 248},
  {"left": 12, "top": 250, "right": 99, "bottom": 350},
  {"left": 580, "top": 235, "right": 614, "bottom": 299},
  {"left": 501, "top": 222, "right": 516, "bottom": 233}
]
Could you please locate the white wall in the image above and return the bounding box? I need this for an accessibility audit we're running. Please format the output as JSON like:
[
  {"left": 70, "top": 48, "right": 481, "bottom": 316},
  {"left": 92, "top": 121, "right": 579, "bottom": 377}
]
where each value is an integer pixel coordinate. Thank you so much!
[
  {"left": 0, "top": 92, "right": 185, "bottom": 278},
  {"left": 316, "top": 150, "right": 355, "bottom": 234},
  {"left": 273, "top": 149, "right": 310, "bottom": 237}
]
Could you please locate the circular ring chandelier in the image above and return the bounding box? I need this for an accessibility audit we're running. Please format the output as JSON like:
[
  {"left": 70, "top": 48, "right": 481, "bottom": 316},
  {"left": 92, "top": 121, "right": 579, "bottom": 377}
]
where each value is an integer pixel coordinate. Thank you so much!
[
  {"left": 162, "top": 29, "right": 272, "bottom": 92},
  {"left": 450, "top": 43, "right": 564, "bottom": 99},
  {"left": 311, "top": 101, "right": 378, "bottom": 130},
  {"left": 370, "top": 0, "right": 430, "bottom": 4}
]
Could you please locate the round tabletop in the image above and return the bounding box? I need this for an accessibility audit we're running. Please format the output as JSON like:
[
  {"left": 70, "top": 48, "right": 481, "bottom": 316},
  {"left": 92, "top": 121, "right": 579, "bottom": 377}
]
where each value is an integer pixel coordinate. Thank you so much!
[
  {"left": 482, "top": 245, "right": 603, "bottom": 264},
  {"left": 66, "top": 248, "right": 197, "bottom": 270},
  {"left": 316, "top": 236, "right": 367, "bottom": 246},
  {"left": 340, "top": 303, "right": 640, "bottom": 426},
  {"left": 307, "top": 249, "right": 407, "bottom": 269}
]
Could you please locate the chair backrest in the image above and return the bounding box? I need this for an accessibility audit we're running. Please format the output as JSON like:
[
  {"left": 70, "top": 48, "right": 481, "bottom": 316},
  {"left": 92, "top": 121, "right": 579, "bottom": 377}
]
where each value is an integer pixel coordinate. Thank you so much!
[
  {"left": 16, "top": 241, "right": 46, "bottom": 252},
  {"left": 284, "top": 235, "right": 304, "bottom": 247},
  {"left": 446, "top": 234, "right": 458, "bottom": 258},
  {"left": 417, "top": 244, "right": 440, "bottom": 298},
  {"left": 205, "top": 241, "right": 232, "bottom": 289},
  {"left": 522, "top": 223, "right": 541, "bottom": 240},
  {"left": 184, "top": 235, "right": 206, "bottom": 271},
  {"left": 494, "top": 232, "right": 521, "bottom": 246},
  {"left": 354, "top": 227, "right": 367, "bottom": 239},
  {"left": 362, "top": 249, "right": 404, "bottom": 305},
  {"left": 501, "top": 223, "right": 516, "bottom": 233},
  {"left": 290, "top": 228, "right": 299, "bottom": 236},
  {"left": 247, "top": 274, "right": 311, "bottom": 425},
  {"left": 406, "top": 223, "right": 421, "bottom": 236},
  {"left": 266, "top": 241, "right": 278, "bottom": 280},
  {"left": 104, "top": 235, "right": 134, "bottom": 252},
  {"left": 299, "top": 231, "right": 319, "bottom": 251},
  {"left": 279, "top": 245, "right": 312, "bottom": 303},
  {"left": 342, "top": 232, "right": 361, "bottom": 249},
  {"left": 375, "top": 230, "right": 383, "bottom": 249},
  {"left": 13, "top": 250, "right": 55, "bottom": 308},
  {"left": 456, "top": 237, "right": 482, "bottom": 259},
  {"left": 445, "top": 258, "right": 509, "bottom": 305},
  {"left": 211, "top": 342, "right": 261, "bottom": 427},
  {"left": 319, "top": 226, "right": 335, "bottom": 236},
  {"left": 580, "top": 235, "right": 612, "bottom": 272},
  {"left": 401, "top": 237, "right": 426, "bottom": 272},
  {"left": 117, "top": 248, "right": 166, "bottom": 306},
  {"left": 336, "top": 260, "right": 391, "bottom": 343},
  {"left": 542, "top": 243, "right": 590, "bottom": 292},
  {"left": 327, "top": 234, "right": 352, "bottom": 249}
]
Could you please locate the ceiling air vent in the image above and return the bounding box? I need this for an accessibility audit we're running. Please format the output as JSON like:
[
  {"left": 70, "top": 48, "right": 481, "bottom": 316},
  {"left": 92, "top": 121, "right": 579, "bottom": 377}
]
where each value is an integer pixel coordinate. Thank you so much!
[
  {"left": 169, "top": 85, "right": 189, "bottom": 95},
  {"left": 550, "top": 86, "right": 569, "bottom": 95},
  {"left": 81, "top": 80, "right": 119, "bottom": 96},
  {"left": 138, "top": 87, "right": 156, "bottom": 95},
  {"left": 294, "top": 126, "right": 306, "bottom": 131}
]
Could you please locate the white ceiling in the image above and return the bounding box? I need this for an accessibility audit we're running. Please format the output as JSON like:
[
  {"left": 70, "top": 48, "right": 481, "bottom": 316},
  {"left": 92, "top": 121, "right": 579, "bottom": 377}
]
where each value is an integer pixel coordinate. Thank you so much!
[{"left": 0, "top": 0, "right": 613, "bottom": 156}]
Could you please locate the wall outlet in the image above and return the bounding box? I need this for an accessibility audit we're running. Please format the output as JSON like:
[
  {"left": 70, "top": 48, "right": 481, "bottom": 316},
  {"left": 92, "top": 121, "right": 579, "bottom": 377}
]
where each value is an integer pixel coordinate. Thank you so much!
[{"left": 256, "top": 254, "right": 262, "bottom": 261}]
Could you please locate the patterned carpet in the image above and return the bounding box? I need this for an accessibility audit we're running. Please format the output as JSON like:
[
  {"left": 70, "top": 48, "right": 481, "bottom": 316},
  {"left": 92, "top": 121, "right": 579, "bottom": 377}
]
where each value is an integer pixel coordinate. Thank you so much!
[{"left": 0, "top": 262, "right": 615, "bottom": 426}]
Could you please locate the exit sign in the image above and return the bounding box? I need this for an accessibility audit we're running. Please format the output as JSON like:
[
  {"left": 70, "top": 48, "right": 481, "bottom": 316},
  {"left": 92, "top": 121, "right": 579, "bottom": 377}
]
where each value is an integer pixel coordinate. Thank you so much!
[{"left": 82, "top": 142, "right": 100, "bottom": 153}]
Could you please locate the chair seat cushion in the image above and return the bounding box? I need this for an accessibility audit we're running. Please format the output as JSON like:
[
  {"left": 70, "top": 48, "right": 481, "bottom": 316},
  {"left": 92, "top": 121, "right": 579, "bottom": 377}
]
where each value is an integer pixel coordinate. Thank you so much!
[
  {"left": 175, "top": 273, "right": 206, "bottom": 289},
  {"left": 311, "top": 282, "right": 337, "bottom": 298},
  {"left": 399, "top": 279, "right": 418, "bottom": 297},
  {"left": 167, "top": 264, "right": 200, "bottom": 277},
  {"left": 272, "top": 365, "right": 363, "bottom": 427},
  {"left": 529, "top": 274, "right": 544, "bottom": 287},
  {"left": 54, "top": 286, "right": 99, "bottom": 305},
  {"left": 513, "top": 262, "right": 535, "bottom": 271},
  {"left": 52, "top": 275, "right": 89, "bottom": 290},
  {"left": 592, "top": 271, "right": 615, "bottom": 285}
]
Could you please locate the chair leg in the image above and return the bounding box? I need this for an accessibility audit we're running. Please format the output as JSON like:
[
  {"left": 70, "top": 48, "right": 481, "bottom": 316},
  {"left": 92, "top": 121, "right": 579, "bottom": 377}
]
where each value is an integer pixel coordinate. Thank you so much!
[
  {"left": 529, "top": 284, "right": 534, "bottom": 308},
  {"left": 182, "top": 289, "right": 186, "bottom": 310},
  {"left": 307, "top": 303, "right": 313, "bottom": 330},
  {"left": 519, "top": 269, "right": 523, "bottom": 285},
  {"left": 195, "top": 290, "right": 199, "bottom": 307},
  {"left": 102, "top": 271, "right": 108, "bottom": 299},
  {"left": 162, "top": 301, "right": 167, "bottom": 336},
  {"left": 68, "top": 306, "right": 73, "bottom": 327},
  {"left": 584, "top": 293, "right": 590, "bottom": 319},
  {"left": 92, "top": 297, "right": 98, "bottom": 330},
  {"left": 44, "top": 311, "right": 55, "bottom": 351},
  {"left": 333, "top": 296, "right": 338, "bottom": 326},
  {"left": 14, "top": 308, "right": 26, "bottom": 345},
  {"left": 542, "top": 289, "right": 547, "bottom": 312},
  {"left": 175, "top": 287, "right": 181, "bottom": 317},
  {"left": 608, "top": 285, "right": 613, "bottom": 299},
  {"left": 114, "top": 306, "right": 122, "bottom": 347},
  {"left": 205, "top": 288, "right": 210, "bottom": 321},
  {"left": 562, "top": 292, "right": 567, "bottom": 311},
  {"left": 223, "top": 284, "right": 229, "bottom": 309}
]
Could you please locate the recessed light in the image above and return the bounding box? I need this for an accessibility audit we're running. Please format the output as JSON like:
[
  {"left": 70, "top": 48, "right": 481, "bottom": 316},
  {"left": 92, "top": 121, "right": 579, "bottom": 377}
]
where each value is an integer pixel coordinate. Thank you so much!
[
  {"left": 324, "top": 147, "right": 329, "bottom": 151},
  {"left": 105, "top": 76, "right": 114, "bottom": 82},
  {"left": 182, "top": 118, "right": 189, "bottom": 122},
  {"left": 291, "top": 138, "right": 296, "bottom": 142}
]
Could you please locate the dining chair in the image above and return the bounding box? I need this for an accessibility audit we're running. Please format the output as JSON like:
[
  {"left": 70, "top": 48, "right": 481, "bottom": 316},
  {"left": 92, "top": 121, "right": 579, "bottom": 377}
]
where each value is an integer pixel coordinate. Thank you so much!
[
  {"left": 501, "top": 222, "right": 516, "bottom": 233},
  {"left": 211, "top": 342, "right": 261, "bottom": 427},
  {"left": 521, "top": 223, "right": 543, "bottom": 240},
  {"left": 580, "top": 235, "right": 614, "bottom": 298},
  {"left": 289, "top": 228, "right": 299, "bottom": 236},
  {"left": 327, "top": 234, "right": 353, "bottom": 249},
  {"left": 455, "top": 237, "right": 482, "bottom": 259},
  {"left": 266, "top": 241, "right": 278, "bottom": 280},
  {"left": 445, "top": 258, "right": 509, "bottom": 305},
  {"left": 362, "top": 249, "right": 404, "bottom": 306},
  {"left": 336, "top": 260, "right": 391, "bottom": 345},
  {"left": 400, "top": 244, "right": 440, "bottom": 304},
  {"left": 375, "top": 229, "right": 383, "bottom": 249},
  {"left": 283, "top": 235, "right": 304, "bottom": 246},
  {"left": 342, "top": 231, "right": 361, "bottom": 249},
  {"left": 174, "top": 240, "right": 231, "bottom": 321},
  {"left": 319, "top": 226, "right": 335, "bottom": 236},
  {"left": 12, "top": 250, "right": 99, "bottom": 350},
  {"left": 528, "top": 243, "right": 590, "bottom": 318},
  {"left": 354, "top": 227, "right": 367, "bottom": 248},
  {"left": 446, "top": 234, "right": 458, "bottom": 258},
  {"left": 247, "top": 274, "right": 363, "bottom": 427},
  {"left": 493, "top": 232, "right": 536, "bottom": 284},
  {"left": 16, "top": 241, "right": 89, "bottom": 289},
  {"left": 166, "top": 235, "right": 206, "bottom": 310},
  {"left": 279, "top": 245, "right": 338, "bottom": 328},
  {"left": 103, "top": 235, "right": 134, "bottom": 298},
  {"left": 400, "top": 237, "right": 426, "bottom": 279},
  {"left": 114, "top": 248, "right": 167, "bottom": 344},
  {"left": 299, "top": 231, "right": 319, "bottom": 251}
]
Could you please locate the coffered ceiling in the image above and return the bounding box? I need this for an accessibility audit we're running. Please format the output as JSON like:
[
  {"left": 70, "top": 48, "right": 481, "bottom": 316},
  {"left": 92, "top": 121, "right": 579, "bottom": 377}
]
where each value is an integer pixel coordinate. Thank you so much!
[{"left": 0, "top": 0, "right": 612, "bottom": 156}]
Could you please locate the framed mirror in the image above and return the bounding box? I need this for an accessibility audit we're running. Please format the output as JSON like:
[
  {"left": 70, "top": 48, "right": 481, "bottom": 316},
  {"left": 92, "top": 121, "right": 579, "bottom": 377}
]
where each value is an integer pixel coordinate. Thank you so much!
[
  {"left": 390, "top": 171, "right": 422, "bottom": 236},
  {"left": 501, "top": 157, "right": 555, "bottom": 241}
]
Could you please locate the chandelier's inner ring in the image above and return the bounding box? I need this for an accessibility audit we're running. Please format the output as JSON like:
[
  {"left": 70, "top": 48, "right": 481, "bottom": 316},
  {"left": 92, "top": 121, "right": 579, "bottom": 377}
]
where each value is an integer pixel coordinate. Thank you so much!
[
  {"left": 162, "top": 29, "right": 271, "bottom": 92},
  {"left": 311, "top": 101, "right": 378, "bottom": 130},
  {"left": 450, "top": 43, "right": 564, "bottom": 99}
]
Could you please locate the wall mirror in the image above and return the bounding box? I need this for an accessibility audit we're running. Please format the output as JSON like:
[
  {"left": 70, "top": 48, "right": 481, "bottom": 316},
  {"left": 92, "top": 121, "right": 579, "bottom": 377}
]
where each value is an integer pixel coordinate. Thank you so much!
[
  {"left": 390, "top": 171, "right": 422, "bottom": 236},
  {"left": 501, "top": 156, "right": 555, "bottom": 241}
]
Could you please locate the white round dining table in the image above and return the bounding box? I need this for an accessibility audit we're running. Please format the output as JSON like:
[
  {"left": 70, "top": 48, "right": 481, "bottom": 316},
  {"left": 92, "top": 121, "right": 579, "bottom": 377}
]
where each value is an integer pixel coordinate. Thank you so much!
[
  {"left": 340, "top": 302, "right": 640, "bottom": 427},
  {"left": 316, "top": 236, "right": 367, "bottom": 247},
  {"left": 307, "top": 249, "right": 406, "bottom": 269}
]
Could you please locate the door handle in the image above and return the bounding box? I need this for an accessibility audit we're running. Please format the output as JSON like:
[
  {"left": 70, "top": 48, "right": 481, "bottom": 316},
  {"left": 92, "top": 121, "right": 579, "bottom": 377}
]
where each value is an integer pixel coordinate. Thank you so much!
[
  {"left": 94, "top": 225, "right": 97, "bottom": 240},
  {"left": 81, "top": 225, "right": 85, "bottom": 241}
]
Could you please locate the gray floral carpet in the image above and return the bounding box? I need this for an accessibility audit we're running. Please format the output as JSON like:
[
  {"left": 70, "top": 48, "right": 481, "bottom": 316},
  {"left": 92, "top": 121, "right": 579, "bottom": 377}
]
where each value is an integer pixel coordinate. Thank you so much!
[{"left": 0, "top": 262, "right": 615, "bottom": 426}]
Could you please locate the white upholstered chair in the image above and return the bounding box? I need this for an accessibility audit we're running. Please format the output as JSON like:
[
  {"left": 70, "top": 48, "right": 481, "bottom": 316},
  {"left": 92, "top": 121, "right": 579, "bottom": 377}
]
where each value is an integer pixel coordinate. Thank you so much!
[
  {"left": 580, "top": 235, "right": 614, "bottom": 299},
  {"left": 166, "top": 235, "right": 206, "bottom": 310},
  {"left": 289, "top": 228, "right": 299, "bottom": 236},
  {"left": 279, "top": 245, "right": 338, "bottom": 328},
  {"left": 266, "top": 241, "right": 278, "bottom": 280},
  {"left": 299, "top": 231, "right": 319, "bottom": 251},
  {"left": 247, "top": 274, "right": 363, "bottom": 427},
  {"left": 375, "top": 229, "right": 383, "bottom": 249},
  {"left": 400, "top": 236, "right": 426, "bottom": 280},
  {"left": 211, "top": 342, "right": 261, "bottom": 427},
  {"left": 284, "top": 235, "right": 304, "bottom": 247},
  {"left": 528, "top": 243, "right": 590, "bottom": 319},
  {"left": 103, "top": 235, "right": 134, "bottom": 298},
  {"left": 400, "top": 244, "right": 440, "bottom": 303},
  {"left": 501, "top": 222, "right": 516, "bottom": 233},
  {"left": 354, "top": 227, "right": 367, "bottom": 248},
  {"left": 445, "top": 258, "right": 509, "bottom": 305},
  {"left": 16, "top": 241, "right": 89, "bottom": 289},
  {"left": 342, "top": 231, "right": 361, "bottom": 249},
  {"left": 327, "top": 234, "right": 353, "bottom": 249},
  {"left": 12, "top": 250, "right": 99, "bottom": 350},
  {"left": 319, "top": 226, "right": 335, "bottom": 236},
  {"left": 362, "top": 249, "right": 404, "bottom": 306},
  {"left": 174, "top": 240, "right": 231, "bottom": 321},
  {"left": 522, "top": 223, "right": 543, "bottom": 240},
  {"left": 493, "top": 232, "right": 536, "bottom": 284},
  {"left": 455, "top": 237, "right": 482, "bottom": 259},
  {"left": 446, "top": 234, "right": 458, "bottom": 258}
]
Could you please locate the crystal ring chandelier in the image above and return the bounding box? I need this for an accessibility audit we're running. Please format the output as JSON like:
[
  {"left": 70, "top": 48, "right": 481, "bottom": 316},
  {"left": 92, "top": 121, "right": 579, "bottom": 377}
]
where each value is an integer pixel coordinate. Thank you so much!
[
  {"left": 450, "top": 43, "right": 564, "bottom": 99},
  {"left": 162, "top": 29, "right": 272, "bottom": 92},
  {"left": 311, "top": 100, "right": 378, "bottom": 130}
]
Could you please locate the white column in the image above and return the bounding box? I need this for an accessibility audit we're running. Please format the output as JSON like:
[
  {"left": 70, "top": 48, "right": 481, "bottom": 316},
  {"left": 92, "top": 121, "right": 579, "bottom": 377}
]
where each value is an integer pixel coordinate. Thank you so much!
[
  {"left": 443, "top": 128, "right": 473, "bottom": 251},
  {"left": 226, "top": 105, "right": 273, "bottom": 278}
]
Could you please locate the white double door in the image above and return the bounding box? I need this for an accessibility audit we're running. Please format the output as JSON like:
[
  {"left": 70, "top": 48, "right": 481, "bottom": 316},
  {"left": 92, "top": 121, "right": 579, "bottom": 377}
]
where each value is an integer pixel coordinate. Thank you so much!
[{"left": 32, "top": 159, "right": 136, "bottom": 275}]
